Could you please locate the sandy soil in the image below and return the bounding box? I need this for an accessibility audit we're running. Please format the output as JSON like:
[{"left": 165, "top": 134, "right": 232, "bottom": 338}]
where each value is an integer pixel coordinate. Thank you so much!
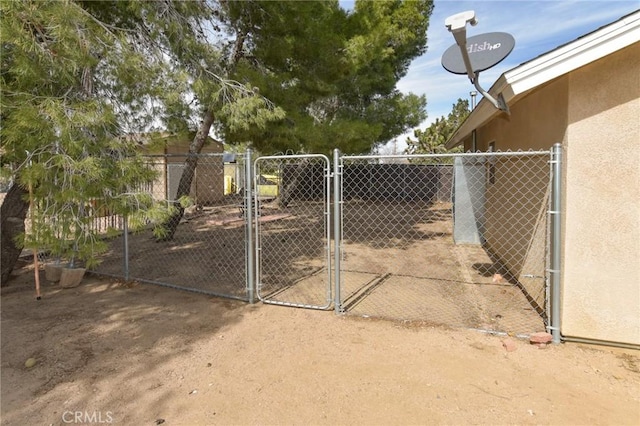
[
  {"left": 1, "top": 263, "right": 639, "bottom": 426},
  {"left": 93, "top": 200, "right": 547, "bottom": 337}
]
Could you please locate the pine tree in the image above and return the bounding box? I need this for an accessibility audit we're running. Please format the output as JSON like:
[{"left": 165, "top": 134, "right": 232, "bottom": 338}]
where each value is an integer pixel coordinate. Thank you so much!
[
  {"left": 1, "top": 0, "right": 437, "bottom": 254},
  {"left": 150, "top": 0, "right": 435, "bottom": 239},
  {"left": 0, "top": 1, "right": 172, "bottom": 282},
  {"left": 222, "top": 0, "right": 433, "bottom": 155}
]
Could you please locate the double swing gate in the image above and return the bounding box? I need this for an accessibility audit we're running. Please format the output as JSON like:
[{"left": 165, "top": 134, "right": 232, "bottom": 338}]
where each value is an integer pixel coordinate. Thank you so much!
[{"left": 94, "top": 147, "right": 563, "bottom": 338}]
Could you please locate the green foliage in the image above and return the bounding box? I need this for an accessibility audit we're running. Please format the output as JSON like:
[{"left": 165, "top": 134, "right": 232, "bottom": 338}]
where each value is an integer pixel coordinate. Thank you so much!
[
  {"left": 0, "top": 0, "right": 173, "bottom": 267},
  {"left": 218, "top": 86, "right": 287, "bottom": 133},
  {"left": 405, "top": 98, "right": 470, "bottom": 160},
  {"left": 1, "top": 0, "right": 438, "bottom": 258},
  {"left": 220, "top": 0, "right": 433, "bottom": 155}
]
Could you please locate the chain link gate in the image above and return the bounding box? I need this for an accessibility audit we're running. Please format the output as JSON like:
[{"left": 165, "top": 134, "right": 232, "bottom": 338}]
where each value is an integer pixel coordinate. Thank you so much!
[
  {"left": 90, "top": 148, "right": 560, "bottom": 338},
  {"left": 254, "top": 154, "right": 332, "bottom": 309},
  {"left": 334, "top": 150, "right": 553, "bottom": 337}
]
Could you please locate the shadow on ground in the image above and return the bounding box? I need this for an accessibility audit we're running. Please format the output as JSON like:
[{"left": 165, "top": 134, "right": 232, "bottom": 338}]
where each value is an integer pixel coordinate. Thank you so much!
[{"left": 1, "top": 260, "right": 246, "bottom": 425}]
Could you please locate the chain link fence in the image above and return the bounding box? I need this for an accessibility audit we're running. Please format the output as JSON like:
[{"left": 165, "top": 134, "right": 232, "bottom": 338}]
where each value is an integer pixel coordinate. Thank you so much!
[
  {"left": 93, "top": 153, "right": 252, "bottom": 300},
  {"left": 337, "top": 151, "right": 551, "bottom": 336},
  {"left": 82, "top": 149, "right": 555, "bottom": 337}
]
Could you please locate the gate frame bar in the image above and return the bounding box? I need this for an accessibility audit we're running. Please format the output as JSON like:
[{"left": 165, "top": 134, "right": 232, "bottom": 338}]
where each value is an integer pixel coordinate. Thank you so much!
[
  {"left": 253, "top": 153, "right": 333, "bottom": 309},
  {"left": 245, "top": 148, "right": 255, "bottom": 303},
  {"left": 333, "top": 149, "right": 343, "bottom": 314}
]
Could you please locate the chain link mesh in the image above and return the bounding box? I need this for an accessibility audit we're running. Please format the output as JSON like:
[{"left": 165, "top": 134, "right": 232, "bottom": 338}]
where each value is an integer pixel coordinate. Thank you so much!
[
  {"left": 338, "top": 152, "right": 550, "bottom": 336},
  {"left": 254, "top": 155, "right": 332, "bottom": 308},
  {"left": 93, "top": 154, "right": 250, "bottom": 299},
  {"left": 86, "top": 150, "right": 552, "bottom": 335}
]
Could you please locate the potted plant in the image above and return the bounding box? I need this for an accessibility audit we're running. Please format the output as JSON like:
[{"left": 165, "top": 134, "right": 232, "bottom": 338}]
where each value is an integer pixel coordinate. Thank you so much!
[
  {"left": 25, "top": 183, "right": 96, "bottom": 288},
  {"left": 19, "top": 140, "right": 172, "bottom": 293}
]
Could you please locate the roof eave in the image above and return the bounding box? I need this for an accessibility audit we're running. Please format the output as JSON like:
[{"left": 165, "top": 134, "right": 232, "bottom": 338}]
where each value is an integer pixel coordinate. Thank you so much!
[
  {"left": 445, "top": 11, "right": 640, "bottom": 150},
  {"left": 445, "top": 75, "right": 510, "bottom": 149}
]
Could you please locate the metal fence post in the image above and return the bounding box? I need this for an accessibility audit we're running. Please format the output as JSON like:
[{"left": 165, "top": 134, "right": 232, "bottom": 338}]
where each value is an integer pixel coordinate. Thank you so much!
[
  {"left": 549, "top": 143, "right": 563, "bottom": 343},
  {"left": 245, "top": 148, "right": 255, "bottom": 304},
  {"left": 123, "top": 215, "right": 129, "bottom": 281},
  {"left": 333, "top": 149, "right": 342, "bottom": 314}
]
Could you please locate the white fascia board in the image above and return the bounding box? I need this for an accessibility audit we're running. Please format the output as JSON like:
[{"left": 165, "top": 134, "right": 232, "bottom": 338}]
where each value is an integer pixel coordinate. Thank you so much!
[
  {"left": 505, "top": 12, "right": 640, "bottom": 95},
  {"left": 446, "top": 11, "right": 640, "bottom": 149}
]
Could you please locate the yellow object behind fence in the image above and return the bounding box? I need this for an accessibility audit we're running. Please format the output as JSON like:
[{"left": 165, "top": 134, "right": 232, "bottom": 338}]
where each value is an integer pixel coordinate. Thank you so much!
[{"left": 224, "top": 176, "right": 235, "bottom": 195}]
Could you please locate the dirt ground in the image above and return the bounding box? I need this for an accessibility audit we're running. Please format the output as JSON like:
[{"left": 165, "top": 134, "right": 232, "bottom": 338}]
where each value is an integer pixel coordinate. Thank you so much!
[
  {"left": 93, "top": 199, "right": 547, "bottom": 337},
  {"left": 1, "top": 262, "right": 639, "bottom": 426}
]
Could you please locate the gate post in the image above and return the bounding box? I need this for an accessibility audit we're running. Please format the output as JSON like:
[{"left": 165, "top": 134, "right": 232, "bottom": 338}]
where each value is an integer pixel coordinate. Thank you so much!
[
  {"left": 333, "top": 149, "right": 342, "bottom": 314},
  {"left": 123, "top": 215, "right": 129, "bottom": 281},
  {"left": 549, "top": 143, "right": 563, "bottom": 343},
  {"left": 245, "top": 148, "right": 255, "bottom": 304}
]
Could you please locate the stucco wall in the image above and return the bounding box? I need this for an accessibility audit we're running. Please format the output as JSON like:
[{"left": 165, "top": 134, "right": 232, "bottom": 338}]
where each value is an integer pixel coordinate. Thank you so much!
[
  {"left": 563, "top": 43, "right": 640, "bottom": 345},
  {"left": 461, "top": 77, "right": 570, "bottom": 311},
  {"left": 165, "top": 140, "right": 223, "bottom": 156},
  {"left": 463, "top": 76, "right": 569, "bottom": 152},
  {"left": 483, "top": 154, "right": 550, "bottom": 310},
  {"left": 147, "top": 135, "right": 225, "bottom": 204}
]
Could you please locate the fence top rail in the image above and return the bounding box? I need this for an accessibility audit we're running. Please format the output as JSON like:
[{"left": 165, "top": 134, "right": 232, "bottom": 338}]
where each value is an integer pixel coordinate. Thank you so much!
[
  {"left": 341, "top": 150, "right": 551, "bottom": 161},
  {"left": 256, "top": 153, "right": 330, "bottom": 162},
  {"left": 142, "top": 153, "right": 245, "bottom": 159}
]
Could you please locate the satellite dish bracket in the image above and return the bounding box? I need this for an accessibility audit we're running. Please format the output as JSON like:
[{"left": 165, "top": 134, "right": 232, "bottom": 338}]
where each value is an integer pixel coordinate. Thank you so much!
[{"left": 471, "top": 71, "right": 509, "bottom": 113}]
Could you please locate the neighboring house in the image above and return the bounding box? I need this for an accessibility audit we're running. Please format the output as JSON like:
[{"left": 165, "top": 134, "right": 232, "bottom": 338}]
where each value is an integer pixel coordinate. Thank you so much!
[
  {"left": 139, "top": 132, "right": 226, "bottom": 205},
  {"left": 446, "top": 11, "right": 639, "bottom": 346}
]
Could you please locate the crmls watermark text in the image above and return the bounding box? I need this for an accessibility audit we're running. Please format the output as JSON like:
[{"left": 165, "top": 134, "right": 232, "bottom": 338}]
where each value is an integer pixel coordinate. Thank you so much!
[
  {"left": 62, "top": 411, "right": 114, "bottom": 424},
  {"left": 467, "top": 41, "right": 502, "bottom": 53}
]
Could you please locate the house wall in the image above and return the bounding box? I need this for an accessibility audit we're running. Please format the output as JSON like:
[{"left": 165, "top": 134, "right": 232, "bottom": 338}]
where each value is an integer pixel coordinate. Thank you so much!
[
  {"left": 148, "top": 136, "right": 225, "bottom": 204},
  {"left": 483, "top": 154, "right": 550, "bottom": 309},
  {"left": 463, "top": 77, "right": 569, "bottom": 152},
  {"left": 562, "top": 43, "right": 640, "bottom": 345},
  {"left": 165, "top": 141, "right": 223, "bottom": 156},
  {"left": 460, "top": 77, "right": 570, "bottom": 310},
  {"left": 455, "top": 39, "right": 639, "bottom": 345},
  {"left": 194, "top": 157, "right": 226, "bottom": 205}
]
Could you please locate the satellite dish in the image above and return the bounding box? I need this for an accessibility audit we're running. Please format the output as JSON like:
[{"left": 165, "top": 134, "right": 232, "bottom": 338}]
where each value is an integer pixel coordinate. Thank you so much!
[
  {"left": 442, "top": 11, "right": 515, "bottom": 113},
  {"left": 442, "top": 32, "right": 515, "bottom": 75}
]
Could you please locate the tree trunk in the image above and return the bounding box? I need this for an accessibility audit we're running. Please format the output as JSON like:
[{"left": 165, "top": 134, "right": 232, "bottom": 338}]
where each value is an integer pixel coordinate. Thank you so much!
[
  {"left": 156, "top": 110, "right": 215, "bottom": 241},
  {"left": 278, "top": 159, "right": 312, "bottom": 208},
  {"left": 1, "top": 183, "right": 30, "bottom": 286}
]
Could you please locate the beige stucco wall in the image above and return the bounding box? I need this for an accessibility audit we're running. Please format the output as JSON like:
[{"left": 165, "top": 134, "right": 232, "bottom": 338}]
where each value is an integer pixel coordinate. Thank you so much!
[
  {"left": 460, "top": 77, "right": 570, "bottom": 310},
  {"left": 165, "top": 140, "right": 223, "bottom": 156},
  {"left": 463, "top": 76, "right": 569, "bottom": 152},
  {"left": 458, "top": 43, "right": 639, "bottom": 345},
  {"left": 482, "top": 154, "right": 550, "bottom": 309},
  {"left": 143, "top": 134, "right": 226, "bottom": 204},
  {"left": 563, "top": 43, "right": 640, "bottom": 345}
]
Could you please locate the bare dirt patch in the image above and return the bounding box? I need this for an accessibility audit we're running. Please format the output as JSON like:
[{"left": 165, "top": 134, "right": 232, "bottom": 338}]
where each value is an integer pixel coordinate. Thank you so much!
[
  {"left": 94, "top": 199, "right": 547, "bottom": 336},
  {"left": 2, "top": 263, "right": 639, "bottom": 426}
]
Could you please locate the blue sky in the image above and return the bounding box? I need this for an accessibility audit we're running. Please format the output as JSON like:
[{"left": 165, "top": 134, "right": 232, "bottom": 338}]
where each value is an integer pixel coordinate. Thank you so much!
[{"left": 341, "top": 0, "right": 639, "bottom": 150}]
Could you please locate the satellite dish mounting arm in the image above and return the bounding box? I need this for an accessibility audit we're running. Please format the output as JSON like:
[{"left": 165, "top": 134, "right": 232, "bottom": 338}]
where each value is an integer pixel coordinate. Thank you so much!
[{"left": 445, "top": 11, "right": 509, "bottom": 113}]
